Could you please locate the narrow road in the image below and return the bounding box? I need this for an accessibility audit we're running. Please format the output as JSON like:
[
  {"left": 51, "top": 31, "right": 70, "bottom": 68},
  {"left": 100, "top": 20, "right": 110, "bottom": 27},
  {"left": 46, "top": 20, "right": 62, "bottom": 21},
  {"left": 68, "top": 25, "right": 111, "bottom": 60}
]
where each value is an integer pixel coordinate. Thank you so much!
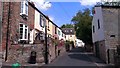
[
  {"left": 43, "top": 47, "right": 114, "bottom": 68},
  {"left": 1, "top": 47, "right": 115, "bottom": 68}
]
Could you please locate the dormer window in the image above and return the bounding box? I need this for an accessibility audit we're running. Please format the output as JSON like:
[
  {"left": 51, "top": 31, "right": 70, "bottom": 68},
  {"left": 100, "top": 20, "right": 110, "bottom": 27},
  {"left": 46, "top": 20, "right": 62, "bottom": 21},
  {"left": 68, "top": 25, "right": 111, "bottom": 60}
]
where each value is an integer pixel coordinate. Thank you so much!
[
  {"left": 64, "top": 30, "right": 66, "bottom": 32},
  {"left": 20, "top": 0, "right": 28, "bottom": 17},
  {"left": 70, "top": 29, "right": 73, "bottom": 32}
]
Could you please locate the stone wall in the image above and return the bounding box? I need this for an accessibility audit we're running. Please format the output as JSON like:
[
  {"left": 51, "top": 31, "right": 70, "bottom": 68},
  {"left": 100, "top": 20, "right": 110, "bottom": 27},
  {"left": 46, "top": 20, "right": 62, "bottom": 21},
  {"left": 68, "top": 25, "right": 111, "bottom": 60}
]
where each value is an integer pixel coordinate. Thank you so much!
[
  {"left": 98, "top": 40, "right": 106, "bottom": 62},
  {"left": 103, "top": 8, "right": 119, "bottom": 49},
  {"left": 102, "top": 7, "right": 120, "bottom": 64},
  {"left": 2, "top": 40, "right": 66, "bottom": 64},
  {"left": 4, "top": 44, "right": 44, "bottom": 64}
]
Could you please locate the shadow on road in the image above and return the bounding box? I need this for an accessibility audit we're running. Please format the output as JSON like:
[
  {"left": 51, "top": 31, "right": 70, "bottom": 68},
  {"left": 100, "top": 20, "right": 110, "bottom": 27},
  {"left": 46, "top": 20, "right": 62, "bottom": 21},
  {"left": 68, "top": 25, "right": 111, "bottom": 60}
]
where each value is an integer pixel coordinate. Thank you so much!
[
  {"left": 68, "top": 47, "right": 85, "bottom": 53},
  {"left": 42, "top": 47, "right": 115, "bottom": 68},
  {"left": 68, "top": 47, "right": 93, "bottom": 63},
  {"left": 68, "top": 47, "right": 106, "bottom": 64}
]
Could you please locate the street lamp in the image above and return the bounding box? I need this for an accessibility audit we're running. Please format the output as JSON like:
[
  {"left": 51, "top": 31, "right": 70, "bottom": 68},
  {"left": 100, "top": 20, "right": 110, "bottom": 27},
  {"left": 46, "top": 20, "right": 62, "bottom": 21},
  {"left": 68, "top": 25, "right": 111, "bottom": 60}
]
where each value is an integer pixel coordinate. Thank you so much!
[{"left": 44, "top": 19, "right": 48, "bottom": 64}]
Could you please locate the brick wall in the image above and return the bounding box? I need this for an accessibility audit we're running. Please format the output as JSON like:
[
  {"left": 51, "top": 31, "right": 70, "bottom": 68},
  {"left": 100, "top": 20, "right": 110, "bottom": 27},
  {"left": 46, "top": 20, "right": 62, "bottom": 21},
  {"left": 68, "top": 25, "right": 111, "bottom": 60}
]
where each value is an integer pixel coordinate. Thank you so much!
[
  {"left": 2, "top": 2, "right": 35, "bottom": 62},
  {"left": 2, "top": 2, "right": 35, "bottom": 49},
  {"left": 2, "top": 2, "right": 66, "bottom": 64},
  {"left": 28, "top": 3, "right": 35, "bottom": 29},
  {"left": 2, "top": 2, "right": 10, "bottom": 50}
]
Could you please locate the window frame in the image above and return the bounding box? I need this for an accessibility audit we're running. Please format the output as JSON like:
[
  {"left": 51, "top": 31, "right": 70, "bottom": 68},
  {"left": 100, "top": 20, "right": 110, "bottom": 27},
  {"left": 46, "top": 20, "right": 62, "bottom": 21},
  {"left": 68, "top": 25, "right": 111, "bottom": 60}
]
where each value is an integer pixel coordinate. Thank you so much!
[
  {"left": 93, "top": 25, "right": 95, "bottom": 33},
  {"left": 98, "top": 19, "right": 100, "bottom": 29},
  {"left": 55, "top": 27, "right": 57, "bottom": 34},
  {"left": 20, "top": 0, "right": 28, "bottom": 16},
  {"left": 58, "top": 30, "right": 61, "bottom": 36},
  {"left": 40, "top": 14, "right": 45, "bottom": 28},
  {"left": 70, "top": 29, "right": 73, "bottom": 32},
  {"left": 19, "top": 23, "right": 29, "bottom": 41}
]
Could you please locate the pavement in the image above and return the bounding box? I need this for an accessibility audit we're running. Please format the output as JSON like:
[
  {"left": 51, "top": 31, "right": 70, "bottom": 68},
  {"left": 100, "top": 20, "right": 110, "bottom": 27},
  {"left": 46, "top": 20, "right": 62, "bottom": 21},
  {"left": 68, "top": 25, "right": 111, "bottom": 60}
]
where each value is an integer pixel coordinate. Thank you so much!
[{"left": 1, "top": 47, "right": 116, "bottom": 68}]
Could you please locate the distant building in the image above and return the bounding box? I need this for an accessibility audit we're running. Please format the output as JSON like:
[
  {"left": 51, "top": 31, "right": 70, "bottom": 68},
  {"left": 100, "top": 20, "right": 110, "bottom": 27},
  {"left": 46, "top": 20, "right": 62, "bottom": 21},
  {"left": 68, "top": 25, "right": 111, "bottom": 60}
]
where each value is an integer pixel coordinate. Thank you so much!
[
  {"left": 92, "top": 5, "right": 120, "bottom": 64},
  {"left": 62, "top": 28, "right": 76, "bottom": 45}
]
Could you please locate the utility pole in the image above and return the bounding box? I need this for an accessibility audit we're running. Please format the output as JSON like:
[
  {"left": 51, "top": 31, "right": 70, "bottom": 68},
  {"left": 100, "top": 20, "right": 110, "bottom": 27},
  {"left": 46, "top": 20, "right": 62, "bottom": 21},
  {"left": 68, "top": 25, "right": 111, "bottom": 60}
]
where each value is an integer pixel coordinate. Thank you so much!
[{"left": 44, "top": 20, "right": 48, "bottom": 64}]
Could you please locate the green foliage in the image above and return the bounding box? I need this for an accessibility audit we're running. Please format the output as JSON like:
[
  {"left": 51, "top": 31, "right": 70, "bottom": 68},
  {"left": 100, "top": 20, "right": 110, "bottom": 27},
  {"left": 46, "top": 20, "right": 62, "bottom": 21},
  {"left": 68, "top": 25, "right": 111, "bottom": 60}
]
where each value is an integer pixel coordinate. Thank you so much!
[
  {"left": 61, "top": 24, "right": 74, "bottom": 28},
  {"left": 71, "top": 8, "right": 93, "bottom": 45}
]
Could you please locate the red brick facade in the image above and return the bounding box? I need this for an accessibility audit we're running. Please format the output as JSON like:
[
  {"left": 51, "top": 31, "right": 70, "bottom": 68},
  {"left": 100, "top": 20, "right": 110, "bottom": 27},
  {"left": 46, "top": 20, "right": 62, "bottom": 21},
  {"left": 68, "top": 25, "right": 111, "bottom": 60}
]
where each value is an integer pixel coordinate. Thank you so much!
[
  {"left": 1, "top": 2, "right": 66, "bottom": 64},
  {"left": 2, "top": 2, "right": 35, "bottom": 50}
]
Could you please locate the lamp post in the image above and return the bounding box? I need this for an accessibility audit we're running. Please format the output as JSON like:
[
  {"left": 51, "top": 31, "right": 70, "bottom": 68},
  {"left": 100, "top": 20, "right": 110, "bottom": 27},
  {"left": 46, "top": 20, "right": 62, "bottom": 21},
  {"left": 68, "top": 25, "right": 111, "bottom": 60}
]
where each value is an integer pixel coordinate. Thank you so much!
[{"left": 44, "top": 20, "right": 48, "bottom": 64}]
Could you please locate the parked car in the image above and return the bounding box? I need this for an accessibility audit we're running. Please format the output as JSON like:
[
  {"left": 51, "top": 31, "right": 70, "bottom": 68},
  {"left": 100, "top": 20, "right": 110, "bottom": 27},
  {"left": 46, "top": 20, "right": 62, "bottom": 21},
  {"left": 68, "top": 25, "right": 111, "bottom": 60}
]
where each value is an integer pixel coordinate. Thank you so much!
[{"left": 75, "top": 39, "right": 85, "bottom": 47}]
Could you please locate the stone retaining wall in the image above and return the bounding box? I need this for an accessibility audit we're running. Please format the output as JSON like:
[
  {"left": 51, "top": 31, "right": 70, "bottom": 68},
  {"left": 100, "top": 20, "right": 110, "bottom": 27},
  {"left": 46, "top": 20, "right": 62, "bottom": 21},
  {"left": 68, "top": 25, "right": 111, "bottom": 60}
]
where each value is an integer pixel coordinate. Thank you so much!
[{"left": 2, "top": 43, "right": 66, "bottom": 64}]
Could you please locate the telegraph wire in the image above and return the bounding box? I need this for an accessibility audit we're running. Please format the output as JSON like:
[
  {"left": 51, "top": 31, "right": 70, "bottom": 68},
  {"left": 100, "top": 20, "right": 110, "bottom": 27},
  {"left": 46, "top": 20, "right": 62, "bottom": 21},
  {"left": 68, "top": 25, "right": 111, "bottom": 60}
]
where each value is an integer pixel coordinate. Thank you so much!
[{"left": 57, "top": 2, "right": 73, "bottom": 25}]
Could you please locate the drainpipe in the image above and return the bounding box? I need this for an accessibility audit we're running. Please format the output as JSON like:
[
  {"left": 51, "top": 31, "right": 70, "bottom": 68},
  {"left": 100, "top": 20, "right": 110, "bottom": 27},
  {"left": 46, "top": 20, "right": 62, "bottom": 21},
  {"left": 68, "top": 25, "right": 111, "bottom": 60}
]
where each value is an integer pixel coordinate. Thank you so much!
[
  {"left": 5, "top": 2, "right": 11, "bottom": 61},
  {"left": 0, "top": 1, "right": 3, "bottom": 48}
]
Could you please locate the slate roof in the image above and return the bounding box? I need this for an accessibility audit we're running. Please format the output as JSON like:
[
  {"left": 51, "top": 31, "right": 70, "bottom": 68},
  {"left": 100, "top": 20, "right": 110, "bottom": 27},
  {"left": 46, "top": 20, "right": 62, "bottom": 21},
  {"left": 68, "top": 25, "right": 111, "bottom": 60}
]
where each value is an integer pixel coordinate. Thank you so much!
[{"left": 62, "top": 28, "right": 75, "bottom": 35}]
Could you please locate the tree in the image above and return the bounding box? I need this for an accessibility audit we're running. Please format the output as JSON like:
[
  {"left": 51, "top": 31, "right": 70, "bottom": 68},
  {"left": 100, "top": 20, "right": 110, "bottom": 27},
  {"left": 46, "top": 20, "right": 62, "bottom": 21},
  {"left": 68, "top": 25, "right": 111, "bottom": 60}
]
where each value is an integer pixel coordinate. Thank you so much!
[
  {"left": 71, "top": 8, "right": 93, "bottom": 45},
  {"left": 61, "top": 24, "right": 74, "bottom": 28}
]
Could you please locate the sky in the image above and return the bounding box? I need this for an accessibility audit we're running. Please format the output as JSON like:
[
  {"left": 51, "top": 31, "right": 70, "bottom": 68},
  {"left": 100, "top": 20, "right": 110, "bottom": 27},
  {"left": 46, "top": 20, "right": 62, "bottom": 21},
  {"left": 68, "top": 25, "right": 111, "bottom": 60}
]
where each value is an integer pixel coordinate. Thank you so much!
[{"left": 31, "top": 0, "right": 102, "bottom": 27}]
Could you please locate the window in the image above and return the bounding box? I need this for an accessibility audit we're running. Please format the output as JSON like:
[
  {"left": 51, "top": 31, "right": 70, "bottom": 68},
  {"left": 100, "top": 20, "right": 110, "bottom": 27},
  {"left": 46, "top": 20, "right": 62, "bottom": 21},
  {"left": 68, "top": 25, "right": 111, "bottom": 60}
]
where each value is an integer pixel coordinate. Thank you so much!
[
  {"left": 93, "top": 25, "right": 95, "bottom": 33},
  {"left": 55, "top": 27, "right": 57, "bottom": 34},
  {"left": 64, "top": 30, "right": 66, "bottom": 32},
  {"left": 62, "top": 34, "right": 63, "bottom": 37},
  {"left": 110, "top": 35, "right": 115, "bottom": 37},
  {"left": 48, "top": 21, "right": 50, "bottom": 29},
  {"left": 70, "top": 29, "right": 73, "bottom": 32},
  {"left": 20, "top": 0, "right": 28, "bottom": 16},
  {"left": 40, "top": 14, "right": 45, "bottom": 28},
  {"left": 19, "top": 23, "right": 28, "bottom": 41},
  {"left": 66, "top": 30, "right": 69, "bottom": 32},
  {"left": 35, "top": 33, "right": 40, "bottom": 40},
  {"left": 98, "top": 19, "right": 100, "bottom": 29},
  {"left": 58, "top": 30, "right": 61, "bottom": 36}
]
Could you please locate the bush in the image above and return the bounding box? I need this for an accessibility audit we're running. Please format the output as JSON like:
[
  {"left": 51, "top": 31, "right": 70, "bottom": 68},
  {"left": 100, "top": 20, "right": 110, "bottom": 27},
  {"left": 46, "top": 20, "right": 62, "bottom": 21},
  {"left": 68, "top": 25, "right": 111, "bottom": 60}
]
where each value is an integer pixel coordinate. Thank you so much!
[{"left": 70, "top": 41, "right": 75, "bottom": 48}]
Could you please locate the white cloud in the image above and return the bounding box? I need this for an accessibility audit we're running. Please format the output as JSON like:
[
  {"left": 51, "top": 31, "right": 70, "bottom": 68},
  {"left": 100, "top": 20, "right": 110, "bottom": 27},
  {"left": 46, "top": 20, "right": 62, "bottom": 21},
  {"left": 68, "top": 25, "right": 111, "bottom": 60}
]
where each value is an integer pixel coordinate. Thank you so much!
[
  {"left": 30, "top": 0, "right": 52, "bottom": 10},
  {"left": 80, "top": 0, "right": 101, "bottom": 6},
  {"left": 40, "top": 1, "right": 52, "bottom": 10}
]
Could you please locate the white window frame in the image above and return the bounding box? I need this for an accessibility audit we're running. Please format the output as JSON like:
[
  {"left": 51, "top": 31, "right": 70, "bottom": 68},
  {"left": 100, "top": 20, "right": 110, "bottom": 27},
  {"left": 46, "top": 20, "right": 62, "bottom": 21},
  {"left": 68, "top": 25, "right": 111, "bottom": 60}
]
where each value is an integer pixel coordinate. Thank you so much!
[
  {"left": 19, "top": 23, "right": 29, "bottom": 41},
  {"left": 58, "top": 30, "right": 61, "bottom": 36},
  {"left": 70, "top": 29, "right": 73, "bottom": 32},
  {"left": 40, "top": 14, "right": 45, "bottom": 28},
  {"left": 20, "top": 0, "right": 28, "bottom": 16}
]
